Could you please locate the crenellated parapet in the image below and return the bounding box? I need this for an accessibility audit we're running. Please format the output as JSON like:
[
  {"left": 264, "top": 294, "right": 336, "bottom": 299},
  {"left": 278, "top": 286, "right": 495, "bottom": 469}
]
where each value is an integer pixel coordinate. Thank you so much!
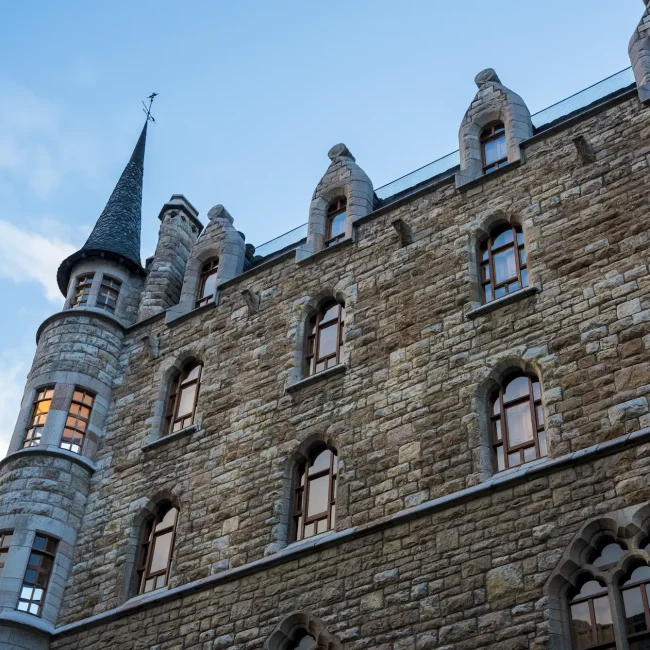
[
  {"left": 456, "top": 69, "right": 533, "bottom": 188},
  {"left": 629, "top": 0, "right": 650, "bottom": 103},
  {"left": 296, "top": 143, "right": 374, "bottom": 261}
]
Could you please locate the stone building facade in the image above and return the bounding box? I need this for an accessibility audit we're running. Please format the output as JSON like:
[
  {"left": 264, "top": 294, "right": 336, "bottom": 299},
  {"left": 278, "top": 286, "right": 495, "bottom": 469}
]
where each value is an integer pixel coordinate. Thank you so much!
[{"left": 3, "top": 7, "right": 650, "bottom": 650}]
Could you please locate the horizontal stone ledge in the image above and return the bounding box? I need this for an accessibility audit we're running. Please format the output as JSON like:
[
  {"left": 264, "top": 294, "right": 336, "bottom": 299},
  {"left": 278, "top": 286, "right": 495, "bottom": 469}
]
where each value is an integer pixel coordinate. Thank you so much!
[
  {"left": 295, "top": 236, "right": 354, "bottom": 267},
  {"left": 141, "top": 425, "right": 201, "bottom": 452},
  {"left": 52, "top": 426, "right": 650, "bottom": 638},
  {"left": 0, "top": 609, "right": 55, "bottom": 636},
  {"left": 465, "top": 285, "right": 540, "bottom": 319},
  {"left": 285, "top": 364, "right": 347, "bottom": 393},
  {"left": 35, "top": 309, "right": 125, "bottom": 345},
  {"left": 0, "top": 446, "right": 96, "bottom": 473}
]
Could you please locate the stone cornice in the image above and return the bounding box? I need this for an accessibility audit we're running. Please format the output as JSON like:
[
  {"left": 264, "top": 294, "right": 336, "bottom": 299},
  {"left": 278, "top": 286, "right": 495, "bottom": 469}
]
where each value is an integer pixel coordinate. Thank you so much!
[
  {"left": 52, "top": 425, "right": 650, "bottom": 638},
  {"left": 36, "top": 309, "right": 125, "bottom": 345},
  {"left": 0, "top": 446, "right": 96, "bottom": 473}
]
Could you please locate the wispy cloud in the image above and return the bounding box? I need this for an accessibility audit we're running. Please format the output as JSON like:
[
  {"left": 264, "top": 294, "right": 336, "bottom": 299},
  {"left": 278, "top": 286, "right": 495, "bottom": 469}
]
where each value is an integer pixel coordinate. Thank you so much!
[
  {"left": 0, "top": 220, "right": 75, "bottom": 303},
  {"left": 0, "top": 354, "right": 29, "bottom": 460}
]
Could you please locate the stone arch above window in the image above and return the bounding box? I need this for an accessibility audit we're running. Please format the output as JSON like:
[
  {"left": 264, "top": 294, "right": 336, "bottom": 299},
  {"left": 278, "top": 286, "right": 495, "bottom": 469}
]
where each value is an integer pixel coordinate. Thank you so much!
[
  {"left": 456, "top": 69, "right": 533, "bottom": 188},
  {"left": 629, "top": 1, "right": 650, "bottom": 104},
  {"left": 296, "top": 143, "right": 374, "bottom": 261},
  {"left": 264, "top": 612, "right": 343, "bottom": 650}
]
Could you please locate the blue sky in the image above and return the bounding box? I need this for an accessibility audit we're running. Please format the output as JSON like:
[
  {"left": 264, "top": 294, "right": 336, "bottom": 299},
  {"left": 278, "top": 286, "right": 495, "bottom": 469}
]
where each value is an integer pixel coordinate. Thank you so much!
[{"left": 0, "top": 0, "right": 642, "bottom": 457}]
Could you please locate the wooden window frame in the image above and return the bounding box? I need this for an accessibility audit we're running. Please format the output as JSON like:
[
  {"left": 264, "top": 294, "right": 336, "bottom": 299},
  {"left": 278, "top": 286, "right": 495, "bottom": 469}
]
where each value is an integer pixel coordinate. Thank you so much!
[
  {"left": 568, "top": 580, "right": 615, "bottom": 650},
  {"left": 480, "top": 223, "right": 528, "bottom": 304},
  {"left": 165, "top": 363, "right": 202, "bottom": 435},
  {"left": 60, "top": 388, "right": 95, "bottom": 454},
  {"left": 621, "top": 565, "right": 650, "bottom": 647},
  {"left": 293, "top": 447, "right": 337, "bottom": 542},
  {"left": 490, "top": 374, "right": 545, "bottom": 471},
  {"left": 96, "top": 275, "right": 122, "bottom": 313},
  {"left": 480, "top": 122, "right": 508, "bottom": 173},
  {"left": 23, "top": 386, "right": 55, "bottom": 448},
  {"left": 136, "top": 505, "right": 178, "bottom": 595},
  {"left": 196, "top": 259, "right": 219, "bottom": 308},
  {"left": 71, "top": 273, "right": 94, "bottom": 308},
  {"left": 305, "top": 303, "right": 345, "bottom": 377},
  {"left": 0, "top": 530, "right": 13, "bottom": 578},
  {"left": 325, "top": 197, "right": 347, "bottom": 248},
  {"left": 17, "top": 534, "right": 58, "bottom": 616}
]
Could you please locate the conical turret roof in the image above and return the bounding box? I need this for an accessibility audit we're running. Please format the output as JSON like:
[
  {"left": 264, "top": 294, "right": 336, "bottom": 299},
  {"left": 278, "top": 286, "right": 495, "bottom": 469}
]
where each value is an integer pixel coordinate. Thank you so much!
[{"left": 57, "top": 122, "right": 148, "bottom": 295}]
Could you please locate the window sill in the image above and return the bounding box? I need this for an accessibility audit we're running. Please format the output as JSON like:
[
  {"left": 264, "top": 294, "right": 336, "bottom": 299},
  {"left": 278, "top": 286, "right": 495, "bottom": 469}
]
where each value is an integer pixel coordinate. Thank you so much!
[
  {"left": 285, "top": 364, "right": 347, "bottom": 393},
  {"left": 465, "top": 285, "right": 539, "bottom": 320},
  {"left": 142, "top": 424, "right": 200, "bottom": 452}
]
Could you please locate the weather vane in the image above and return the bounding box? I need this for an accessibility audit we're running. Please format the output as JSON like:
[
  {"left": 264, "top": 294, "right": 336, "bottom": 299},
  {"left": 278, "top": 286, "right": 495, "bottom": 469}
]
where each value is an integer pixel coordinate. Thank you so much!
[{"left": 142, "top": 92, "right": 158, "bottom": 124}]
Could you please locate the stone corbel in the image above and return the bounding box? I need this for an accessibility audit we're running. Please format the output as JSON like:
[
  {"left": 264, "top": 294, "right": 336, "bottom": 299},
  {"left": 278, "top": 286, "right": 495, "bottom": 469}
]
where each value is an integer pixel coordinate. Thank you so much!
[
  {"left": 241, "top": 288, "right": 260, "bottom": 314},
  {"left": 391, "top": 218, "right": 412, "bottom": 248}
]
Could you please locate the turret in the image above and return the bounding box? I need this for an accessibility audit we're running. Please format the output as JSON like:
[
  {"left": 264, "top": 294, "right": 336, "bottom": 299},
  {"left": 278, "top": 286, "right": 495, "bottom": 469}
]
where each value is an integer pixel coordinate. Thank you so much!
[
  {"left": 0, "top": 121, "right": 149, "bottom": 649},
  {"left": 630, "top": 0, "right": 650, "bottom": 103}
]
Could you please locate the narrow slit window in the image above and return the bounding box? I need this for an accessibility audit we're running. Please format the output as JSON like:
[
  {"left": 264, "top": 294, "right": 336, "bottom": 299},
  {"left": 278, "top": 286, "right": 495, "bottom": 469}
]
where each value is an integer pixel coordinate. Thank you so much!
[
  {"left": 137, "top": 504, "right": 179, "bottom": 594},
  {"left": 196, "top": 259, "right": 219, "bottom": 308},
  {"left": 325, "top": 197, "right": 347, "bottom": 247},
  {"left": 480, "top": 122, "right": 507, "bottom": 173},
  {"left": 17, "top": 534, "right": 58, "bottom": 616},
  {"left": 96, "top": 275, "right": 122, "bottom": 313},
  {"left": 306, "top": 302, "right": 345, "bottom": 376},
  {"left": 480, "top": 224, "right": 528, "bottom": 303},
  {"left": 490, "top": 373, "right": 545, "bottom": 472},
  {"left": 60, "top": 388, "right": 95, "bottom": 454},
  {"left": 165, "top": 363, "right": 202, "bottom": 435},
  {"left": 293, "top": 447, "right": 337, "bottom": 541},
  {"left": 0, "top": 530, "right": 13, "bottom": 578},
  {"left": 71, "top": 273, "right": 94, "bottom": 308},
  {"left": 23, "top": 387, "right": 55, "bottom": 448}
]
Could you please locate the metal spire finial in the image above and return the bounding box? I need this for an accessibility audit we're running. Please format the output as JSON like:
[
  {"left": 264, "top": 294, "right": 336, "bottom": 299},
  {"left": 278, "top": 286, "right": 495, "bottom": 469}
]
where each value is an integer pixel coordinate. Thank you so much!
[{"left": 142, "top": 92, "right": 158, "bottom": 124}]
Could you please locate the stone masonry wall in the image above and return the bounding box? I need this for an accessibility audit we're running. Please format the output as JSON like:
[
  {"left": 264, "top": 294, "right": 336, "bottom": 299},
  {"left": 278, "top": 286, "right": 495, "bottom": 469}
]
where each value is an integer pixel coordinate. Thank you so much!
[{"left": 52, "top": 93, "right": 650, "bottom": 647}]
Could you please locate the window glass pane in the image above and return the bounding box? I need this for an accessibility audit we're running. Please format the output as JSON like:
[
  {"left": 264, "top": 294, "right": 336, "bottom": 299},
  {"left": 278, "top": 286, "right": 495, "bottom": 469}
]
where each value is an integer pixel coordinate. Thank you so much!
[
  {"left": 508, "top": 452, "right": 521, "bottom": 467},
  {"left": 494, "top": 419, "right": 502, "bottom": 441},
  {"left": 329, "top": 212, "right": 346, "bottom": 239},
  {"left": 307, "top": 475, "right": 330, "bottom": 517},
  {"left": 157, "top": 507, "right": 178, "bottom": 531},
  {"left": 593, "top": 542, "right": 625, "bottom": 568},
  {"left": 495, "top": 285, "right": 505, "bottom": 299},
  {"left": 482, "top": 248, "right": 489, "bottom": 261},
  {"left": 493, "top": 229, "right": 514, "bottom": 249},
  {"left": 538, "top": 430, "right": 548, "bottom": 457},
  {"left": 482, "top": 264, "right": 490, "bottom": 281},
  {"left": 571, "top": 601, "right": 593, "bottom": 650},
  {"left": 303, "top": 523, "right": 315, "bottom": 539},
  {"left": 318, "top": 323, "right": 338, "bottom": 358},
  {"left": 496, "top": 446, "right": 505, "bottom": 471},
  {"left": 506, "top": 402, "right": 534, "bottom": 447},
  {"left": 629, "top": 639, "right": 650, "bottom": 650},
  {"left": 484, "top": 284, "right": 493, "bottom": 302},
  {"left": 149, "top": 531, "right": 173, "bottom": 573},
  {"left": 517, "top": 231, "right": 524, "bottom": 245},
  {"left": 493, "top": 249, "right": 518, "bottom": 284},
  {"left": 524, "top": 446, "right": 537, "bottom": 463},
  {"left": 322, "top": 305, "right": 339, "bottom": 322},
  {"left": 176, "top": 385, "right": 197, "bottom": 418},
  {"left": 508, "top": 281, "right": 520, "bottom": 293},
  {"left": 202, "top": 272, "right": 218, "bottom": 298},
  {"left": 624, "top": 586, "right": 648, "bottom": 635},
  {"left": 33, "top": 536, "right": 46, "bottom": 551},
  {"left": 521, "top": 268, "right": 529, "bottom": 287},
  {"left": 579, "top": 581, "right": 607, "bottom": 598},
  {"left": 519, "top": 248, "right": 527, "bottom": 266},
  {"left": 310, "top": 450, "right": 331, "bottom": 475},
  {"left": 144, "top": 578, "right": 155, "bottom": 592},
  {"left": 593, "top": 595, "right": 615, "bottom": 644},
  {"left": 504, "top": 376, "right": 530, "bottom": 402},
  {"left": 331, "top": 504, "right": 336, "bottom": 527},
  {"left": 536, "top": 405, "right": 544, "bottom": 427},
  {"left": 532, "top": 380, "right": 541, "bottom": 401},
  {"left": 185, "top": 365, "right": 201, "bottom": 382},
  {"left": 630, "top": 566, "right": 650, "bottom": 583},
  {"left": 484, "top": 136, "right": 507, "bottom": 166}
]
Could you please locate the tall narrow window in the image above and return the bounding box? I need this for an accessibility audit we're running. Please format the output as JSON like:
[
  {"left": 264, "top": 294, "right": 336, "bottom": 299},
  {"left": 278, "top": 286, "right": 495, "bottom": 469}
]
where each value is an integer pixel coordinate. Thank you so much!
[
  {"left": 293, "top": 447, "right": 337, "bottom": 541},
  {"left": 490, "top": 373, "right": 545, "bottom": 472},
  {"left": 71, "top": 273, "right": 94, "bottom": 308},
  {"left": 165, "top": 363, "right": 202, "bottom": 435},
  {"left": 568, "top": 579, "right": 615, "bottom": 649},
  {"left": 136, "top": 504, "right": 179, "bottom": 594},
  {"left": 60, "top": 388, "right": 95, "bottom": 454},
  {"left": 306, "top": 302, "right": 345, "bottom": 376},
  {"left": 480, "top": 223, "right": 528, "bottom": 303},
  {"left": 196, "top": 259, "right": 219, "bottom": 308},
  {"left": 325, "top": 197, "right": 346, "bottom": 247},
  {"left": 96, "top": 275, "right": 121, "bottom": 313},
  {"left": 481, "top": 122, "right": 507, "bottom": 173},
  {"left": 23, "top": 387, "right": 55, "bottom": 448},
  {"left": 0, "top": 530, "right": 13, "bottom": 577},
  {"left": 17, "top": 534, "right": 58, "bottom": 616},
  {"left": 622, "top": 565, "right": 650, "bottom": 649}
]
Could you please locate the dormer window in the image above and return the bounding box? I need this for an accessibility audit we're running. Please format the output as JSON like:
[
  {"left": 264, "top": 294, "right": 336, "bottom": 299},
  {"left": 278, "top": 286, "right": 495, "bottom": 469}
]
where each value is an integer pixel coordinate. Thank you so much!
[
  {"left": 196, "top": 259, "right": 218, "bottom": 308},
  {"left": 71, "top": 273, "right": 94, "bottom": 308},
  {"left": 325, "top": 197, "right": 347, "bottom": 247},
  {"left": 96, "top": 275, "right": 121, "bottom": 313},
  {"left": 481, "top": 123, "right": 507, "bottom": 173}
]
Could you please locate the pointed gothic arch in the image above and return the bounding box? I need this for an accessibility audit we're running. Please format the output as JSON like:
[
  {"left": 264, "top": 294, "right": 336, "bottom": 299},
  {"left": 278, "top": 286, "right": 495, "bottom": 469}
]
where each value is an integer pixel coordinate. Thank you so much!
[{"left": 264, "top": 612, "right": 343, "bottom": 650}]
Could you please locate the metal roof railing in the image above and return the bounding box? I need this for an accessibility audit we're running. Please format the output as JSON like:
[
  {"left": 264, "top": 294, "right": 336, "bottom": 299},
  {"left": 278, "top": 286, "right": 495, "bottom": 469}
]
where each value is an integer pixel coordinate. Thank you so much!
[{"left": 253, "top": 67, "right": 636, "bottom": 259}]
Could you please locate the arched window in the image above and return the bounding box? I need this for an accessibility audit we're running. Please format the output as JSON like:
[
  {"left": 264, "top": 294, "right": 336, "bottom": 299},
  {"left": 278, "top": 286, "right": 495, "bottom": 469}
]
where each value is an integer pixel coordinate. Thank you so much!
[
  {"left": 71, "top": 273, "right": 94, "bottom": 308},
  {"left": 136, "top": 503, "right": 178, "bottom": 594},
  {"left": 621, "top": 565, "right": 650, "bottom": 647},
  {"left": 490, "top": 373, "right": 545, "bottom": 472},
  {"left": 568, "top": 579, "right": 615, "bottom": 649},
  {"left": 306, "top": 302, "right": 345, "bottom": 376},
  {"left": 165, "top": 363, "right": 202, "bottom": 435},
  {"left": 293, "top": 447, "right": 337, "bottom": 541},
  {"left": 325, "top": 197, "right": 346, "bottom": 247},
  {"left": 196, "top": 258, "right": 219, "bottom": 308},
  {"left": 480, "top": 223, "right": 528, "bottom": 303},
  {"left": 480, "top": 122, "right": 507, "bottom": 173}
]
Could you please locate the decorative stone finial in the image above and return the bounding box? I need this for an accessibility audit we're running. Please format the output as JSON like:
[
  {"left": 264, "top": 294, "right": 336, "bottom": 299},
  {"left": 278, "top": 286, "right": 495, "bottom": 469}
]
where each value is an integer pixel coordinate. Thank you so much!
[
  {"left": 328, "top": 143, "right": 355, "bottom": 161},
  {"left": 475, "top": 68, "right": 501, "bottom": 88},
  {"left": 207, "top": 204, "right": 234, "bottom": 224}
]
